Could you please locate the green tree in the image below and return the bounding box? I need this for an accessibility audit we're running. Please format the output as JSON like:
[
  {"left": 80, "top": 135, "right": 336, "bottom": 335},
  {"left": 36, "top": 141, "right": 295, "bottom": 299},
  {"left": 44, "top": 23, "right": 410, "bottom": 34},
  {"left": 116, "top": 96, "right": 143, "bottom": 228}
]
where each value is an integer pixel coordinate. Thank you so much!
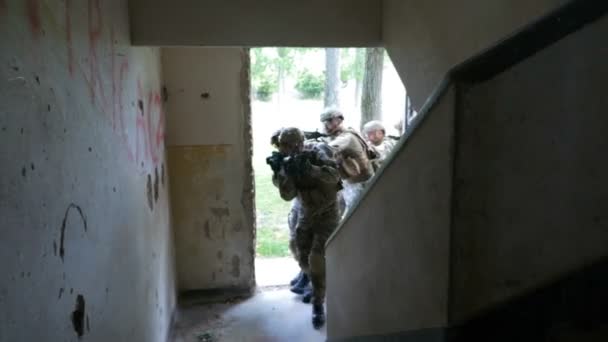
[
  {"left": 251, "top": 48, "right": 277, "bottom": 101},
  {"left": 361, "top": 48, "right": 384, "bottom": 130},
  {"left": 353, "top": 48, "right": 365, "bottom": 104},
  {"left": 275, "top": 48, "right": 295, "bottom": 100},
  {"left": 338, "top": 48, "right": 366, "bottom": 103},
  {"left": 324, "top": 48, "right": 340, "bottom": 108},
  {"left": 295, "top": 70, "right": 324, "bottom": 99}
]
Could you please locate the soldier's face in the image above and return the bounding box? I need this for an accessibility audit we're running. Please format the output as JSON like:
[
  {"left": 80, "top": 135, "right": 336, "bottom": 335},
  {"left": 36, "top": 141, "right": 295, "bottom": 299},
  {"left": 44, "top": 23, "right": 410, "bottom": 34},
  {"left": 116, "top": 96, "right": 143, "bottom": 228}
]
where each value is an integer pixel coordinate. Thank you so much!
[
  {"left": 323, "top": 118, "right": 342, "bottom": 135},
  {"left": 367, "top": 130, "right": 384, "bottom": 145},
  {"left": 279, "top": 142, "right": 302, "bottom": 155}
]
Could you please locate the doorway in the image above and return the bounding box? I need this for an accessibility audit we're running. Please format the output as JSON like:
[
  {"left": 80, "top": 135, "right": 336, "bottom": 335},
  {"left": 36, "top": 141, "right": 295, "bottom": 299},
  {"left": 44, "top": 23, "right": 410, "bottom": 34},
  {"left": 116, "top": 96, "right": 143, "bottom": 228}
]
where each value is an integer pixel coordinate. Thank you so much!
[{"left": 250, "top": 47, "right": 407, "bottom": 287}]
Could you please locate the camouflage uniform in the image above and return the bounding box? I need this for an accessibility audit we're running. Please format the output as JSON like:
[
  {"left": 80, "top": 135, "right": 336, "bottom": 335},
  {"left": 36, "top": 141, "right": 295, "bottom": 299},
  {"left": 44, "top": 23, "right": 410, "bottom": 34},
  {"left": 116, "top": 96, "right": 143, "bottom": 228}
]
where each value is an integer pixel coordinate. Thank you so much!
[
  {"left": 287, "top": 139, "right": 344, "bottom": 259},
  {"left": 271, "top": 128, "right": 342, "bottom": 327},
  {"left": 371, "top": 138, "right": 396, "bottom": 167},
  {"left": 320, "top": 110, "right": 375, "bottom": 215},
  {"left": 288, "top": 184, "right": 345, "bottom": 262},
  {"left": 363, "top": 120, "right": 397, "bottom": 170}
]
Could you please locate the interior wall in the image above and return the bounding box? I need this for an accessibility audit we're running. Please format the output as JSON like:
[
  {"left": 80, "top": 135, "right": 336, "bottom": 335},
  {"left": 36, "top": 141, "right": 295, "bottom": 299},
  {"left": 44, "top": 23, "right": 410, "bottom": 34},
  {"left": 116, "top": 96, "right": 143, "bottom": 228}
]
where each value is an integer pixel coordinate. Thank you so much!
[
  {"left": 0, "top": 1, "right": 175, "bottom": 341},
  {"left": 163, "top": 48, "right": 255, "bottom": 292},
  {"left": 326, "top": 88, "right": 455, "bottom": 340},
  {"left": 128, "top": 0, "right": 381, "bottom": 47},
  {"left": 451, "top": 14, "right": 608, "bottom": 321},
  {"left": 383, "top": 0, "right": 569, "bottom": 108}
]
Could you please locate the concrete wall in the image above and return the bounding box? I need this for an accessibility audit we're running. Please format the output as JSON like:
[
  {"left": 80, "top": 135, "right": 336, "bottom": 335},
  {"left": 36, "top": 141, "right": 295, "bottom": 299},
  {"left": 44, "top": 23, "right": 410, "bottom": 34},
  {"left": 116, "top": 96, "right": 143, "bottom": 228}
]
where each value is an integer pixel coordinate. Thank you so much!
[
  {"left": 383, "top": 0, "right": 568, "bottom": 108},
  {"left": 129, "top": 0, "right": 381, "bottom": 47},
  {"left": 0, "top": 1, "right": 175, "bottom": 341},
  {"left": 450, "top": 14, "right": 608, "bottom": 321},
  {"left": 163, "top": 48, "right": 255, "bottom": 292},
  {"left": 326, "top": 88, "right": 455, "bottom": 339}
]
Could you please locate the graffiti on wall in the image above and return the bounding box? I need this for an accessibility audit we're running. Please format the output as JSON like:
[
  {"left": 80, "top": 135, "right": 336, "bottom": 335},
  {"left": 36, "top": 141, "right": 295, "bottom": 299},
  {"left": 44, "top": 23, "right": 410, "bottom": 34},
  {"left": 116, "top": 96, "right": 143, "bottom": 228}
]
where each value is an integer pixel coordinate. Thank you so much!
[{"left": 22, "top": 0, "right": 165, "bottom": 175}]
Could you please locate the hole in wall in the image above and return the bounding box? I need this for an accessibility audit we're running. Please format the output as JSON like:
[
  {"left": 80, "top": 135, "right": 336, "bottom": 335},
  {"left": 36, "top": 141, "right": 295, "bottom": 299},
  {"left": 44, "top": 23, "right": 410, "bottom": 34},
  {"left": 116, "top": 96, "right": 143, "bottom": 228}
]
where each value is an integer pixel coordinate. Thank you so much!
[
  {"left": 154, "top": 167, "right": 159, "bottom": 202},
  {"left": 146, "top": 174, "right": 153, "bottom": 210},
  {"left": 71, "top": 294, "right": 85, "bottom": 338},
  {"left": 161, "top": 163, "right": 165, "bottom": 186}
]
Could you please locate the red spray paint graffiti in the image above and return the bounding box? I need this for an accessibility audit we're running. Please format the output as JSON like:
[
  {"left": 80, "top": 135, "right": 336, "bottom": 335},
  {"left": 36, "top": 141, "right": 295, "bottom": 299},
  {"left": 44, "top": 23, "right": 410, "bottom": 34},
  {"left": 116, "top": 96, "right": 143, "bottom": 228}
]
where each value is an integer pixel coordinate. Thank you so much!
[
  {"left": 136, "top": 79, "right": 166, "bottom": 168},
  {"left": 115, "top": 60, "right": 135, "bottom": 163},
  {"left": 65, "top": 0, "right": 74, "bottom": 76},
  {"left": 25, "top": 0, "right": 41, "bottom": 38},
  {"left": 87, "top": 0, "right": 104, "bottom": 106},
  {"left": 58, "top": 0, "right": 165, "bottom": 174}
]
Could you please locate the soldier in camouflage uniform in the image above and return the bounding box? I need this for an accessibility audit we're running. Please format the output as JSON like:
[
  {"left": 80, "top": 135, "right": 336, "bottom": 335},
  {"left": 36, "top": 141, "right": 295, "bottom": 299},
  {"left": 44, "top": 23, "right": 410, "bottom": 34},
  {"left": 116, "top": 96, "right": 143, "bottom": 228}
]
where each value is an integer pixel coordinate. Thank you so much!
[
  {"left": 270, "top": 127, "right": 342, "bottom": 328},
  {"left": 286, "top": 142, "right": 346, "bottom": 302},
  {"left": 363, "top": 120, "right": 397, "bottom": 170},
  {"left": 272, "top": 130, "right": 311, "bottom": 292},
  {"left": 320, "top": 108, "right": 375, "bottom": 216}
]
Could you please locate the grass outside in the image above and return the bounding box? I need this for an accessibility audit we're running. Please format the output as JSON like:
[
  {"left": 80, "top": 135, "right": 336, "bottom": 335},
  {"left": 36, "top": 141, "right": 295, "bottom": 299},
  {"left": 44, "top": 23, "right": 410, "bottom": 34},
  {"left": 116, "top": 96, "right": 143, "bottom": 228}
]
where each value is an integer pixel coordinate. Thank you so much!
[{"left": 255, "top": 164, "right": 292, "bottom": 257}]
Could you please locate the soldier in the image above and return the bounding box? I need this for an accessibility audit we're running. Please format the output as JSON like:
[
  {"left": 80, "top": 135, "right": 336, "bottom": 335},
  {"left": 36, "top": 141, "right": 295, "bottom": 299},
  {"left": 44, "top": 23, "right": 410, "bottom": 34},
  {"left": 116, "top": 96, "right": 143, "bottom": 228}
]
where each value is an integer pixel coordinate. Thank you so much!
[
  {"left": 288, "top": 142, "right": 347, "bottom": 301},
  {"left": 320, "top": 108, "right": 375, "bottom": 215},
  {"left": 269, "top": 127, "right": 342, "bottom": 328},
  {"left": 287, "top": 199, "right": 308, "bottom": 289},
  {"left": 271, "top": 130, "right": 311, "bottom": 292},
  {"left": 394, "top": 118, "right": 404, "bottom": 136},
  {"left": 363, "top": 120, "right": 397, "bottom": 170}
]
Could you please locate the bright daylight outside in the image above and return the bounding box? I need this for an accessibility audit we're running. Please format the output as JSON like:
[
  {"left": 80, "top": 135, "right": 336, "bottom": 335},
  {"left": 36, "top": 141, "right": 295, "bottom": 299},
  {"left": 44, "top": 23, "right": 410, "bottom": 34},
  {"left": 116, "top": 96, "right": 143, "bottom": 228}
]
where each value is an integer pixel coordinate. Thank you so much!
[{"left": 251, "top": 47, "right": 411, "bottom": 287}]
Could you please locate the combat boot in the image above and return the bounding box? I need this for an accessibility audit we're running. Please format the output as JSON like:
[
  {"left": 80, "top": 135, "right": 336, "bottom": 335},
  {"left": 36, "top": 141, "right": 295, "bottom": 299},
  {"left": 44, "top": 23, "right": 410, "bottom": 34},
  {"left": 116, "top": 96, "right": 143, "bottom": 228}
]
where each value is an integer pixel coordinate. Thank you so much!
[
  {"left": 301, "top": 288, "right": 312, "bottom": 304},
  {"left": 312, "top": 303, "right": 325, "bottom": 329},
  {"left": 289, "top": 271, "right": 303, "bottom": 286},
  {"left": 290, "top": 273, "right": 310, "bottom": 294}
]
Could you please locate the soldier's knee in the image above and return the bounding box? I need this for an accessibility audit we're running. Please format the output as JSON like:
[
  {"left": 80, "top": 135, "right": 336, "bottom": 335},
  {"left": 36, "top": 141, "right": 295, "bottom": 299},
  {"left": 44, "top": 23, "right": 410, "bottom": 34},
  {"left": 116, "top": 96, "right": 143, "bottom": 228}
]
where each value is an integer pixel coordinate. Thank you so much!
[{"left": 309, "top": 253, "right": 325, "bottom": 273}]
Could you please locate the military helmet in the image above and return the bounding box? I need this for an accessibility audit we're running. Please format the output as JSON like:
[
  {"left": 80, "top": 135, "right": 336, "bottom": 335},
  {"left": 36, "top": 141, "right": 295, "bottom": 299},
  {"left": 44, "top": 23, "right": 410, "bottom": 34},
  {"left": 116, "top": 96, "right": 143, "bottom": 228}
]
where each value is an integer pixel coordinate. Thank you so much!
[
  {"left": 363, "top": 120, "right": 386, "bottom": 134},
  {"left": 278, "top": 127, "right": 305, "bottom": 147},
  {"left": 320, "top": 108, "right": 344, "bottom": 122}
]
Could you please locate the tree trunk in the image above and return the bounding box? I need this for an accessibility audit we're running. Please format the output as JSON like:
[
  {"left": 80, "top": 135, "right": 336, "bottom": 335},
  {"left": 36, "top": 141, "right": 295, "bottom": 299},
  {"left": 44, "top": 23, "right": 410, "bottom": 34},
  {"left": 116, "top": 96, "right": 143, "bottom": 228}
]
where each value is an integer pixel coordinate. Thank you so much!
[
  {"left": 324, "top": 48, "right": 340, "bottom": 108},
  {"left": 354, "top": 48, "right": 364, "bottom": 105},
  {"left": 360, "top": 47, "right": 384, "bottom": 131},
  {"left": 277, "top": 66, "right": 284, "bottom": 106}
]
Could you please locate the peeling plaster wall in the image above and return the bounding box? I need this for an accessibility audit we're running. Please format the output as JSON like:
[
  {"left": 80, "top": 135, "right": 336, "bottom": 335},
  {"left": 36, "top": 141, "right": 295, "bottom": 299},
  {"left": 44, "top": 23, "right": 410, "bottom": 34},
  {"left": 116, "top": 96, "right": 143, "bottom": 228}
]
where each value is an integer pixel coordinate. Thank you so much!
[
  {"left": 163, "top": 48, "right": 255, "bottom": 292},
  {"left": 0, "top": 1, "right": 176, "bottom": 341}
]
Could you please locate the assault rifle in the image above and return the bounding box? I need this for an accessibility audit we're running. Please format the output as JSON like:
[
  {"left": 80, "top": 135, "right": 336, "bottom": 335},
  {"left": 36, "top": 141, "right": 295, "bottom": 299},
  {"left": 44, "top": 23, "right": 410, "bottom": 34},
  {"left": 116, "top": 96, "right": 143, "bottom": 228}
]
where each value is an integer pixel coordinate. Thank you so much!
[
  {"left": 266, "top": 151, "right": 286, "bottom": 173},
  {"left": 266, "top": 149, "right": 343, "bottom": 190},
  {"left": 303, "top": 130, "right": 328, "bottom": 141},
  {"left": 266, "top": 150, "right": 332, "bottom": 177}
]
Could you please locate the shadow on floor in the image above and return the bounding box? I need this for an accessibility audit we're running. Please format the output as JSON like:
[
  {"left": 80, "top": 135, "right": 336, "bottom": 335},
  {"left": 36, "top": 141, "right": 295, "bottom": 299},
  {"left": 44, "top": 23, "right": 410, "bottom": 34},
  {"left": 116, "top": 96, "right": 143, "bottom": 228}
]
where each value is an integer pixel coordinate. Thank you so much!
[{"left": 170, "top": 287, "right": 326, "bottom": 342}]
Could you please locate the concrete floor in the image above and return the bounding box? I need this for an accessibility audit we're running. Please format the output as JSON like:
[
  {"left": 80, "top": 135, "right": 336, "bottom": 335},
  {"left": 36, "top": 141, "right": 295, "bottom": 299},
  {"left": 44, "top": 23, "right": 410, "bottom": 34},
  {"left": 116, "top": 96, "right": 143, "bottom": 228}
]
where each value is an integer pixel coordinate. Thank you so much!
[
  {"left": 170, "top": 288, "right": 326, "bottom": 342},
  {"left": 255, "top": 257, "right": 301, "bottom": 287}
]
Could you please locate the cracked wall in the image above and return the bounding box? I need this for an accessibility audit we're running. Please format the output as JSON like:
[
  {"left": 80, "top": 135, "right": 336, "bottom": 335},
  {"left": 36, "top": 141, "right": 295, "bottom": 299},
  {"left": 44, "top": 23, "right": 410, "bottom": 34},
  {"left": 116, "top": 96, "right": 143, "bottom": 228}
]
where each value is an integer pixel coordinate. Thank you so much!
[{"left": 0, "top": 1, "right": 176, "bottom": 341}]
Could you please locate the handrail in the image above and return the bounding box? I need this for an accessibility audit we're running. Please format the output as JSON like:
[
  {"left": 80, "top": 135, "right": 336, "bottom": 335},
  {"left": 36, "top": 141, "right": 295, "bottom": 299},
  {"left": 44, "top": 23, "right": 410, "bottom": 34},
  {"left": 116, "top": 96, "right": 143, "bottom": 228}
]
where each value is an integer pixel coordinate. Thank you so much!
[
  {"left": 326, "top": 0, "right": 608, "bottom": 248},
  {"left": 325, "top": 75, "right": 452, "bottom": 247}
]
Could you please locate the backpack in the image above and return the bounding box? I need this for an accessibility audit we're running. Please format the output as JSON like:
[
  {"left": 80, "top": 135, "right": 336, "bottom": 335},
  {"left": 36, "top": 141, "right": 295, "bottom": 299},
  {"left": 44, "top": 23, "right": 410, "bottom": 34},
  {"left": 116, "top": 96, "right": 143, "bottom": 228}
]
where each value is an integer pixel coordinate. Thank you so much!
[{"left": 345, "top": 128, "right": 379, "bottom": 161}]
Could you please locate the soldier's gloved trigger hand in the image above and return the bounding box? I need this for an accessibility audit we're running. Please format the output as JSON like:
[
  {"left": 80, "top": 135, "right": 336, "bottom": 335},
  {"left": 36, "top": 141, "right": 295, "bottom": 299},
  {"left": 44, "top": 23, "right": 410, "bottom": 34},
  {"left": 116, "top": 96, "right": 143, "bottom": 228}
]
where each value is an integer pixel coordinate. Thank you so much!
[
  {"left": 301, "top": 158, "right": 312, "bottom": 173},
  {"left": 282, "top": 156, "right": 295, "bottom": 175},
  {"left": 295, "top": 154, "right": 312, "bottom": 172}
]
